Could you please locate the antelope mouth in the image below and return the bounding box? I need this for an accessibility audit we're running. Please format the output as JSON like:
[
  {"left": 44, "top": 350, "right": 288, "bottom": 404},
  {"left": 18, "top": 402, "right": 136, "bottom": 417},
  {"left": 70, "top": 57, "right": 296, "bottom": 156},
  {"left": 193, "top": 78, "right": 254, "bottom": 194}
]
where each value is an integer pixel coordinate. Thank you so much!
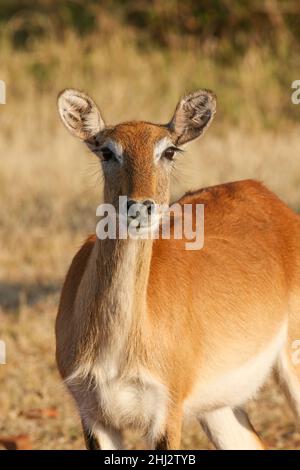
[{"left": 118, "top": 212, "right": 161, "bottom": 236}]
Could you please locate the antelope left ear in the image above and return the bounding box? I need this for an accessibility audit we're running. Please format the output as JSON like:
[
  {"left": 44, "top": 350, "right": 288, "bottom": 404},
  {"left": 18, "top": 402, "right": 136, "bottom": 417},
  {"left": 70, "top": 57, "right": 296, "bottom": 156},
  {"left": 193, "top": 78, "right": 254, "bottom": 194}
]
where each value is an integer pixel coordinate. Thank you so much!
[
  {"left": 168, "top": 89, "right": 216, "bottom": 145},
  {"left": 57, "top": 89, "right": 105, "bottom": 143}
]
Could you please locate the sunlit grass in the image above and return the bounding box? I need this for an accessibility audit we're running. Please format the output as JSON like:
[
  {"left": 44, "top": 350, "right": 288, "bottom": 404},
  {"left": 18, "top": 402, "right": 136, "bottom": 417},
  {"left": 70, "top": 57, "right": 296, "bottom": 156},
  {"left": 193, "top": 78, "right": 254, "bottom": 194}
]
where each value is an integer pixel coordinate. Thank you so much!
[{"left": 0, "top": 29, "right": 300, "bottom": 448}]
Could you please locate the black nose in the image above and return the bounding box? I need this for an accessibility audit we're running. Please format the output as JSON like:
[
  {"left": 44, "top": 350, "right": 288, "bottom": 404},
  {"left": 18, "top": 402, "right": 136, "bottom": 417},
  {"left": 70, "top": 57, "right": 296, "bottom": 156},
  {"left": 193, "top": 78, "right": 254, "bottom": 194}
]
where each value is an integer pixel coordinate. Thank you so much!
[
  {"left": 127, "top": 199, "right": 155, "bottom": 217},
  {"left": 127, "top": 200, "right": 137, "bottom": 213},
  {"left": 143, "top": 199, "right": 155, "bottom": 215}
]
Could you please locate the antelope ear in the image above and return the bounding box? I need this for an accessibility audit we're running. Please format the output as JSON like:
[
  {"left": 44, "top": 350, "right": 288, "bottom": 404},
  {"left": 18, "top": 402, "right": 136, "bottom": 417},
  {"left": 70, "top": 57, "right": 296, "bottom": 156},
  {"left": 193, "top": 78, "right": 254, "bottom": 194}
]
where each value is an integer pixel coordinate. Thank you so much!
[
  {"left": 168, "top": 89, "right": 216, "bottom": 145},
  {"left": 57, "top": 89, "right": 105, "bottom": 142}
]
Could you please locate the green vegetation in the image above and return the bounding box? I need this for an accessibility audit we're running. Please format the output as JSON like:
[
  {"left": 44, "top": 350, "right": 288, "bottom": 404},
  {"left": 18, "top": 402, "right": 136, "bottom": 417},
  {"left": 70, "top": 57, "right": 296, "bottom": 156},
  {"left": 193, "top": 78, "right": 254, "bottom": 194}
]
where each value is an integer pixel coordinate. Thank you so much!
[
  {"left": 1, "top": 1, "right": 300, "bottom": 51},
  {"left": 0, "top": 1, "right": 300, "bottom": 129},
  {"left": 1, "top": 2, "right": 300, "bottom": 450}
]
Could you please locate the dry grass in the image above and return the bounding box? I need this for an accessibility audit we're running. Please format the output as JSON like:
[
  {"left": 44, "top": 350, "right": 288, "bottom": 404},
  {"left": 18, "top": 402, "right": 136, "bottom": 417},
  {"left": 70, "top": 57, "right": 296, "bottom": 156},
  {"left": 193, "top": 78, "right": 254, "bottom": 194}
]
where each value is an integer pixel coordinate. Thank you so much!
[{"left": 1, "top": 30, "right": 300, "bottom": 449}]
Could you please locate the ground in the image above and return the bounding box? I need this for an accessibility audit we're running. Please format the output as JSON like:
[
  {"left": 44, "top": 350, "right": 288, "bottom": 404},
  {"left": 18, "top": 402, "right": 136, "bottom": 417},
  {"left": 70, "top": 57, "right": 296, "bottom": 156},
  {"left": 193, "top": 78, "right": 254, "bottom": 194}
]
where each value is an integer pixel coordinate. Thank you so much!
[
  {"left": 1, "top": 146, "right": 300, "bottom": 448},
  {"left": 1, "top": 33, "right": 300, "bottom": 447},
  {"left": 0, "top": 278, "right": 299, "bottom": 449}
]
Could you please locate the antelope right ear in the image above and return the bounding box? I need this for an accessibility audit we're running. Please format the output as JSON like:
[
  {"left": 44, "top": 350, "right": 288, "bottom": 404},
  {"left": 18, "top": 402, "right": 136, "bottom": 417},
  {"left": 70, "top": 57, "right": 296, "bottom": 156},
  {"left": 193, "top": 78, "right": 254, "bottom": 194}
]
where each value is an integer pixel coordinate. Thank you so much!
[
  {"left": 168, "top": 89, "right": 216, "bottom": 145},
  {"left": 57, "top": 89, "right": 105, "bottom": 142}
]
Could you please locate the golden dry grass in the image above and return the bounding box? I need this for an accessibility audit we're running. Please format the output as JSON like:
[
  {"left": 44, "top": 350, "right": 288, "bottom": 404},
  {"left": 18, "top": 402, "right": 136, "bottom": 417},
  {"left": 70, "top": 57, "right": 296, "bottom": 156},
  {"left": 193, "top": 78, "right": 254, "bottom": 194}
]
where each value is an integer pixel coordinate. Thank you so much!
[{"left": 1, "top": 30, "right": 300, "bottom": 449}]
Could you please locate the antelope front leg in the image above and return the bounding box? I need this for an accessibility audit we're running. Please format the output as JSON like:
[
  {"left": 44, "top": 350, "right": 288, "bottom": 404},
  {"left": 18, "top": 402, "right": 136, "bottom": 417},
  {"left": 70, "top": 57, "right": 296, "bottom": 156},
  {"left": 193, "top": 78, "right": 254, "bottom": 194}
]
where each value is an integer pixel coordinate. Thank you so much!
[
  {"left": 82, "top": 421, "right": 100, "bottom": 450},
  {"left": 81, "top": 420, "right": 123, "bottom": 450},
  {"left": 154, "top": 408, "right": 183, "bottom": 450},
  {"left": 200, "top": 407, "right": 267, "bottom": 450}
]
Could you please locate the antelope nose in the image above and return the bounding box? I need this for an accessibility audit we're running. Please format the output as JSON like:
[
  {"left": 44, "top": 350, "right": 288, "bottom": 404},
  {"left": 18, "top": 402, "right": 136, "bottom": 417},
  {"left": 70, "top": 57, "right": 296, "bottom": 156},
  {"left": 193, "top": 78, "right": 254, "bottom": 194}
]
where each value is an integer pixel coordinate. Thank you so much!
[
  {"left": 127, "top": 199, "right": 137, "bottom": 212},
  {"left": 127, "top": 199, "right": 156, "bottom": 218},
  {"left": 143, "top": 199, "right": 155, "bottom": 215}
]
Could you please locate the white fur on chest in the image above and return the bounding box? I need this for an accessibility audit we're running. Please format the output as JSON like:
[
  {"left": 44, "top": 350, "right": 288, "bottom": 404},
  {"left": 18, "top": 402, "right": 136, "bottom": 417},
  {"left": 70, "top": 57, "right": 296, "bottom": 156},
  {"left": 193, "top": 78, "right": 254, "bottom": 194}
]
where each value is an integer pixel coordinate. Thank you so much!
[{"left": 92, "top": 356, "right": 168, "bottom": 438}]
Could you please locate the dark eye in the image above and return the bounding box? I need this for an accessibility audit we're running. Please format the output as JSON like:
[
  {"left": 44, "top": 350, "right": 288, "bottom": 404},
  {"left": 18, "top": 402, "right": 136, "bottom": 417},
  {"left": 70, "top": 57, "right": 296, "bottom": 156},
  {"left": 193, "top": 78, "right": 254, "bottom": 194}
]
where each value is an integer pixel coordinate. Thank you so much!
[
  {"left": 162, "top": 147, "right": 177, "bottom": 161},
  {"left": 101, "top": 147, "right": 115, "bottom": 161}
]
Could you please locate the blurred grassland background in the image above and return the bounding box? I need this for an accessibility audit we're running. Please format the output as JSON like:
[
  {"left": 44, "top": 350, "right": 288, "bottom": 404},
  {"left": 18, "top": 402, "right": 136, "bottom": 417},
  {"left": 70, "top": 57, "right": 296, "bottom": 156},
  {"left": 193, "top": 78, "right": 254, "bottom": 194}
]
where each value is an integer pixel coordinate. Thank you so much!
[{"left": 1, "top": 0, "right": 300, "bottom": 449}]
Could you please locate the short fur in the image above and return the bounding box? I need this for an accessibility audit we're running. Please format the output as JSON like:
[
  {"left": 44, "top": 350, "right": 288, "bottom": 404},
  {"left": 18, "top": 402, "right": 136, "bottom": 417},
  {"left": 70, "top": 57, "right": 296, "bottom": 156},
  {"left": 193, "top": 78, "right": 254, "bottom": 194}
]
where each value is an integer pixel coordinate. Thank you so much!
[{"left": 56, "top": 89, "right": 300, "bottom": 449}]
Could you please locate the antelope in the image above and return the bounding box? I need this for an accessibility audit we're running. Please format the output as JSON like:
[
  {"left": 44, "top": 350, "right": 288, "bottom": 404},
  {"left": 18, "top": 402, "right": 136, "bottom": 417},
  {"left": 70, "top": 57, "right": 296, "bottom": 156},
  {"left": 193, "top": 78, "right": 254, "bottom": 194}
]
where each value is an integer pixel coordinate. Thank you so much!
[{"left": 56, "top": 87, "right": 300, "bottom": 450}]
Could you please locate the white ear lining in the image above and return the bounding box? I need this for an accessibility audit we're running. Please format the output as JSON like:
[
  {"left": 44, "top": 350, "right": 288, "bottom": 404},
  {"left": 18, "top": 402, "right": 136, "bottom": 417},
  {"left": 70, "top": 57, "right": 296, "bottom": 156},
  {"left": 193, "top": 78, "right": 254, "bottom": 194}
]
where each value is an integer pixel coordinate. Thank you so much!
[
  {"left": 168, "top": 89, "right": 216, "bottom": 144},
  {"left": 57, "top": 89, "right": 105, "bottom": 140}
]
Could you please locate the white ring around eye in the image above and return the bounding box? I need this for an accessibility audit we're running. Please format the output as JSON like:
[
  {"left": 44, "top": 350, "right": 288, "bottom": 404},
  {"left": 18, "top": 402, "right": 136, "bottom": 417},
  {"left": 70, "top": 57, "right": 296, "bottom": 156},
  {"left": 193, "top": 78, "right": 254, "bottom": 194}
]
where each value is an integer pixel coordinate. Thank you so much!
[
  {"left": 153, "top": 137, "right": 174, "bottom": 164},
  {"left": 102, "top": 139, "right": 123, "bottom": 164}
]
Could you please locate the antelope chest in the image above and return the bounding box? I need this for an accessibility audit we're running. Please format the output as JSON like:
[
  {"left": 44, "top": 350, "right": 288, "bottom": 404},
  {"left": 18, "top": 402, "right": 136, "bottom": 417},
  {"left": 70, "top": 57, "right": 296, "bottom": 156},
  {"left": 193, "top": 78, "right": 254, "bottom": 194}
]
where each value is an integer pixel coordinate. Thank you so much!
[{"left": 92, "top": 359, "right": 168, "bottom": 435}]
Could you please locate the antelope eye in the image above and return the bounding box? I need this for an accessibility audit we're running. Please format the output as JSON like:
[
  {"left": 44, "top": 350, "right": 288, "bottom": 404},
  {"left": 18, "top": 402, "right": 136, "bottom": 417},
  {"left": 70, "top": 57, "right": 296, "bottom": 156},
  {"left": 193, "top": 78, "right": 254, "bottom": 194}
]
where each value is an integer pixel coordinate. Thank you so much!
[
  {"left": 100, "top": 147, "right": 115, "bottom": 161},
  {"left": 162, "top": 147, "right": 176, "bottom": 161}
]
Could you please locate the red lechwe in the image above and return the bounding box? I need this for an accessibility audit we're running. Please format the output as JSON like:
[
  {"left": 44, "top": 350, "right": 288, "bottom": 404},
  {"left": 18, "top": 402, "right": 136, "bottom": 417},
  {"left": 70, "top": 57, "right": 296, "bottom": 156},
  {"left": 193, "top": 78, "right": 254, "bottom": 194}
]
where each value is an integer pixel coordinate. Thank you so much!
[{"left": 55, "top": 88, "right": 300, "bottom": 449}]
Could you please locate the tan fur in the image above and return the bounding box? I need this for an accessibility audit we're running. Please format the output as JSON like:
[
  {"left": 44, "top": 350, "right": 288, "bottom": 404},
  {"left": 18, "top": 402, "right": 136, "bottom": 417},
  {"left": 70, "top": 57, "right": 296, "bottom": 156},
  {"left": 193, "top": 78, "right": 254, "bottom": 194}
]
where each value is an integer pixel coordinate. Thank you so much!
[{"left": 56, "top": 89, "right": 300, "bottom": 449}]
